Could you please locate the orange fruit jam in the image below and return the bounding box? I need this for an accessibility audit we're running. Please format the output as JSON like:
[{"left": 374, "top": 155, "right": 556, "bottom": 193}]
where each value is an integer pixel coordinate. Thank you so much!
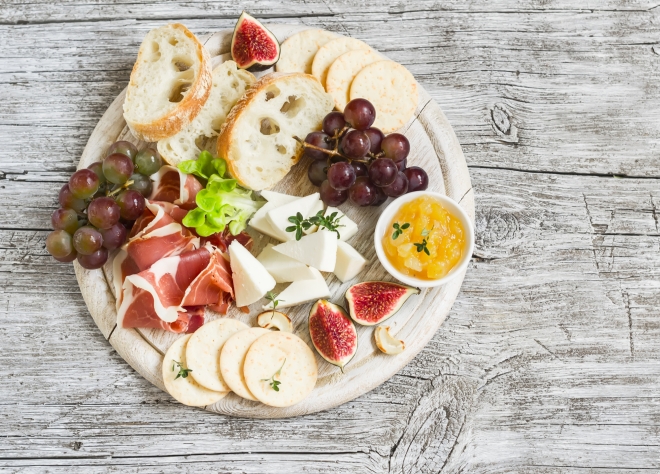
[{"left": 382, "top": 196, "right": 466, "bottom": 280}]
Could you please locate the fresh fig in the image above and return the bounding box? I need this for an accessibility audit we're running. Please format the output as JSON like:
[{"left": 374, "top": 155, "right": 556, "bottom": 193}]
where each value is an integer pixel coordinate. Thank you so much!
[
  {"left": 345, "top": 281, "right": 420, "bottom": 326},
  {"left": 231, "top": 11, "right": 280, "bottom": 72},
  {"left": 309, "top": 299, "right": 357, "bottom": 372}
]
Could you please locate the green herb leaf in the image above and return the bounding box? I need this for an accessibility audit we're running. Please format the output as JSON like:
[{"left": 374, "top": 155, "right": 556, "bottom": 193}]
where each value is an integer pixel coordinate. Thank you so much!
[
  {"left": 172, "top": 360, "right": 192, "bottom": 380},
  {"left": 286, "top": 209, "right": 345, "bottom": 240},
  {"left": 261, "top": 358, "right": 286, "bottom": 391},
  {"left": 414, "top": 238, "right": 431, "bottom": 256},
  {"left": 392, "top": 222, "right": 410, "bottom": 240}
]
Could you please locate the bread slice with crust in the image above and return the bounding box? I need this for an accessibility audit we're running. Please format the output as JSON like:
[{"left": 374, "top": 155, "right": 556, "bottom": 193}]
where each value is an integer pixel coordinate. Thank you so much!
[
  {"left": 123, "top": 23, "right": 212, "bottom": 142},
  {"left": 217, "top": 73, "right": 333, "bottom": 191},
  {"left": 157, "top": 60, "right": 256, "bottom": 166}
]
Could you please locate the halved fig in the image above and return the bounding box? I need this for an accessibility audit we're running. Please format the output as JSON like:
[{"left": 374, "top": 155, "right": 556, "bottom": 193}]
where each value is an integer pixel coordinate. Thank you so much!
[
  {"left": 231, "top": 11, "right": 280, "bottom": 72},
  {"left": 309, "top": 300, "right": 357, "bottom": 372},
  {"left": 345, "top": 281, "right": 420, "bottom": 326},
  {"left": 374, "top": 326, "right": 405, "bottom": 355},
  {"left": 257, "top": 310, "right": 293, "bottom": 332}
]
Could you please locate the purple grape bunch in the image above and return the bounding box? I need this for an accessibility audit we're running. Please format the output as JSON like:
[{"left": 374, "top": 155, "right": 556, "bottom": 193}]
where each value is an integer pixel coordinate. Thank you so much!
[
  {"left": 47, "top": 141, "right": 162, "bottom": 269},
  {"left": 302, "top": 98, "right": 429, "bottom": 207}
]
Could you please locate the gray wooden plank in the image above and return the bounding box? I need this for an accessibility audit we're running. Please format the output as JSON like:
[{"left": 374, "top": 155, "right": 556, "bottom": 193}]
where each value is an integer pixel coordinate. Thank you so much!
[{"left": 1, "top": 0, "right": 659, "bottom": 472}]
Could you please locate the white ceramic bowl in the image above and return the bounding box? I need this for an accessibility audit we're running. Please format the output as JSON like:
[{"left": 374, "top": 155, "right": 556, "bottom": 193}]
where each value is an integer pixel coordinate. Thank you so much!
[{"left": 373, "top": 191, "right": 475, "bottom": 288}]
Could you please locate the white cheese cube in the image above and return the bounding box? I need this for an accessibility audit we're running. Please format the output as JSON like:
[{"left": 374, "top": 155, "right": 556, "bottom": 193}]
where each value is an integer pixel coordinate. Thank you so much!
[
  {"left": 257, "top": 244, "right": 316, "bottom": 283},
  {"left": 325, "top": 206, "right": 358, "bottom": 241},
  {"left": 333, "top": 241, "right": 367, "bottom": 282},
  {"left": 262, "top": 268, "right": 329, "bottom": 309},
  {"left": 228, "top": 240, "right": 276, "bottom": 307},
  {"left": 271, "top": 230, "right": 337, "bottom": 272},
  {"left": 266, "top": 193, "right": 320, "bottom": 241}
]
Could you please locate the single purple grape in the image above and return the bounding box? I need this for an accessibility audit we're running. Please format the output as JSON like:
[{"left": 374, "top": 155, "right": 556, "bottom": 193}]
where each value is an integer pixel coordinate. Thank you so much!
[
  {"left": 51, "top": 208, "right": 80, "bottom": 235},
  {"left": 368, "top": 158, "right": 397, "bottom": 187},
  {"left": 404, "top": 166, "right": 429, "bottom": 192},
  {"left": 340, "top": 130, "right": 370, "bottom": 158},
  {"left": 106, "top": 141, "right": 138, "bottom": 162},
  {"left": 320, "top": 180, "right": 348, "bottom": 206},
  {"left": 396, "top": 157, "right": 407, "bottom": 171},
  {"left": 327, "top": 162, "right": 356, "bottom": 191},
  {"left": 58, "top": 184, "right": 86, "bottom": 213},
  {"left": 100, "top": 223, "right": 127, "bottom": 250},
  {"left": 77, "top": 248, "right": 108, "bottom": 270},
  {"left": 303, "top": 131, "right": 332, "bottom": 160},
  {"left": 383, "top": 171, "right": 409, "bottom": 197},
  {"left": 87, "top": 197, "right": 121, "bottom": 230},
  {"left": 344, "top": 98, "right": 376, "bottom": 130},
  {"left": 364, "top": 127, "right": 384, "bottom": 154},
  {"left": 72, "top": 226, "right": 103, "bottom": 256},
  {"left": 46, "top": 230, "right": 74, "bottom": 259},
  {"left": 381, "top": 133, "right": 410, "bottom": 162},
  {"left": 308, "top": 160, "right": 328, "bottom": 187},
  {"left": 348, "top": 177, "right": 377, "bottom": 207},
  {"left": 69, "top": 169, "right": 100, "bottom": 200},
  {"left": 322, "top": 112, "right": 347, "bottom": 137},
  {"left": 116, "top": 190, "right": 146, "bottom": 221}
]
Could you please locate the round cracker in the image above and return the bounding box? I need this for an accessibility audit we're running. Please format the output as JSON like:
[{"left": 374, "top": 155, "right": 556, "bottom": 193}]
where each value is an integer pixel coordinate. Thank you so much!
[
  {"left": 275, "top": 29, "right": 338, "bottom": 74},
  {"left": 244, "top": 332, "right": 318, "bottom": 408},
  {"left": 350, "top": 60, "right": 419, "bottom": 133},
  {"left": 325, "top": 49, "right": 382, "bottom": 111},
  {"left": 185, "top": 318, "right": 249, "bottom": 392},
  {"left": 220, "top": 327, "right": 271, "bottom": 401},
  {"left": 312, "top": 37, "right": 372, "bottom": 87},
  {"left": 162, "top": 334, "right": 228, "bottom": 407}
]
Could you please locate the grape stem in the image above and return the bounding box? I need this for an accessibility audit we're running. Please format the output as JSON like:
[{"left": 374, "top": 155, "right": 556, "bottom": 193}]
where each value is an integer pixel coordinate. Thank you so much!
[
  {"left": 292, "top": 136, "right": 372, "bottom": 166},
  {"left": 106, "top": 180, "right": 135, "bottom": 197}
]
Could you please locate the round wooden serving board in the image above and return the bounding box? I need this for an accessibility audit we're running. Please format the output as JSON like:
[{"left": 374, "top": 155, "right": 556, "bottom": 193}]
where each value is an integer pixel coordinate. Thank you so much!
[{"left": 73, "top": 25, "right": 474, "bottom": 418}]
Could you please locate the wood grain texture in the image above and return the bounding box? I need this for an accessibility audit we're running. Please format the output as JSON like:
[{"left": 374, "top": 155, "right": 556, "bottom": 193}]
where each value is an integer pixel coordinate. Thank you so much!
[{"left": 1, "top": 0, "right": 659, "bottom": 472}]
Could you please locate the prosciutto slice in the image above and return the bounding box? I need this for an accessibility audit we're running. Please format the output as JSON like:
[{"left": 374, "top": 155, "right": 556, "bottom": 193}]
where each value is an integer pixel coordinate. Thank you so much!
[
  {"left": 181, "top": 249, "right": 234, "bottom": 313},
  {"left": 117, "top": 245, "right": 235, "bottom": 333},
  {"left": 113, "top": 220, "right": 199, "bottom": 307},
  {"left": 149, "top": 166, "right": 203, "bottom": 210}
]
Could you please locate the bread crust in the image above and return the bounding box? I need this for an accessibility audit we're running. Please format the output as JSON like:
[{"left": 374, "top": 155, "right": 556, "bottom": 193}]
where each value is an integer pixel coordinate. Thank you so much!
[
  {"left": 216, "top": 72, "right": 319, "bottom": 189},
  {"left": 124, "top": 23, "right": 212, "bottom": 142}
]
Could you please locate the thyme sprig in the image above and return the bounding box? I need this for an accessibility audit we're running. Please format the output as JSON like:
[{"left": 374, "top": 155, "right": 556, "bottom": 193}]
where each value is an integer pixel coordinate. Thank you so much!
[
  {"left": 392, "top": 222, "right": 410, "bottom": 240},
  {"left": 172, "top": 360, "right": 192, "bottom": 380},
  {"left": 261, "top": 358, "right": 286, "bottom": 391},
  {"left": 286, "top": 210, "right": 344, "bottom": 240},
  {"left": 265, "top": 291, "right": 283, "bottom": 316}
]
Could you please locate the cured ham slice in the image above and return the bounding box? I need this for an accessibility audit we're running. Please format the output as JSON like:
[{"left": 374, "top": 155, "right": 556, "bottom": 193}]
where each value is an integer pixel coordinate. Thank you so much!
[
  {"left": 117, "top": 245, "right": 235, "bottom": 333},
  {"left": 127, "top": 222, "right": 199, "bottom": 273},
  {"left": 149, "top": 166, "right": 202, "bottom": 210},
  {"left": 114, "top": 219, "right": 199, "bottom": 307},
  {"left": 129, "top": 200, "right": 187, "bottom": 239},
  {"left": 181, "top": 248, "right": 234, "bottom": 313}
]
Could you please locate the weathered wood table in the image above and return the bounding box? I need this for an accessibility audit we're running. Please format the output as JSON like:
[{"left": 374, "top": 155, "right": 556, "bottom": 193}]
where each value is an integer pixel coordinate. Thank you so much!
[{"left": 1, "top": 1, "right": 659, "bottom": 472}]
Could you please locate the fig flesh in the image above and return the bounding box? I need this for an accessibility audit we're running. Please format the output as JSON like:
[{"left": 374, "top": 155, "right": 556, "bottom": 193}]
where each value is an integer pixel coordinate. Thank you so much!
[
  {"left": 231, "top": 11, "right": 280, "bottom": 72},
  {"left": 309, "top": 299, "right": 357, "bottom": 372},
  {"left": 345, "top": 281, "right": 420, "bottom": 326}
]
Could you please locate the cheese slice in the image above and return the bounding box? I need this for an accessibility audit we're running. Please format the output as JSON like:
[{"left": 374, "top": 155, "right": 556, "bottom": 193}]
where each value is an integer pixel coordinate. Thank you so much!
[
  {"left": 257, "top": 244, "right": 316, "bottom": 283},
  {"left": 228, "top": 240, "right": 276, "bottom": 307},
  {"left": 260, "top": 190, "right": 297, "bottom": 205},
  {"left": 266, "top": 193, "right": 320, "bottom": 241},
  {"left": 249, "top": 193, "right": 299, "bottom": 239},
  {"left": 334, "top": 240, "right": 367, "bottom": 282},
  {"left": 262, "top": 268, "right": 330, "bottom": 309},
  {"left": 271, "top": 229, "right": 337, "bottom": 272},
  {"left": 325, "top": 206, "right": 358, "bottom": 241}
]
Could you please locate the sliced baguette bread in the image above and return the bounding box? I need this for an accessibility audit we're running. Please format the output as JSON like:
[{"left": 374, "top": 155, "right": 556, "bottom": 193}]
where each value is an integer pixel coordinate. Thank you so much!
[
  {"left": 217, "top": 73, "right": 333, "bottom": 191},
  {"left": 157, "top": 60, "right": 256, "bottom": 166},
  {"left": 123, "top": 23, "right": 212, "bottom": 142}
]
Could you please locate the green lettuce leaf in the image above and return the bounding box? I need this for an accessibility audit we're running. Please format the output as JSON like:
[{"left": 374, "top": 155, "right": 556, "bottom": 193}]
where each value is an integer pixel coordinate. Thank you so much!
[{"left": 178, "top": 151, "right": 264, "bottom": 236}]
